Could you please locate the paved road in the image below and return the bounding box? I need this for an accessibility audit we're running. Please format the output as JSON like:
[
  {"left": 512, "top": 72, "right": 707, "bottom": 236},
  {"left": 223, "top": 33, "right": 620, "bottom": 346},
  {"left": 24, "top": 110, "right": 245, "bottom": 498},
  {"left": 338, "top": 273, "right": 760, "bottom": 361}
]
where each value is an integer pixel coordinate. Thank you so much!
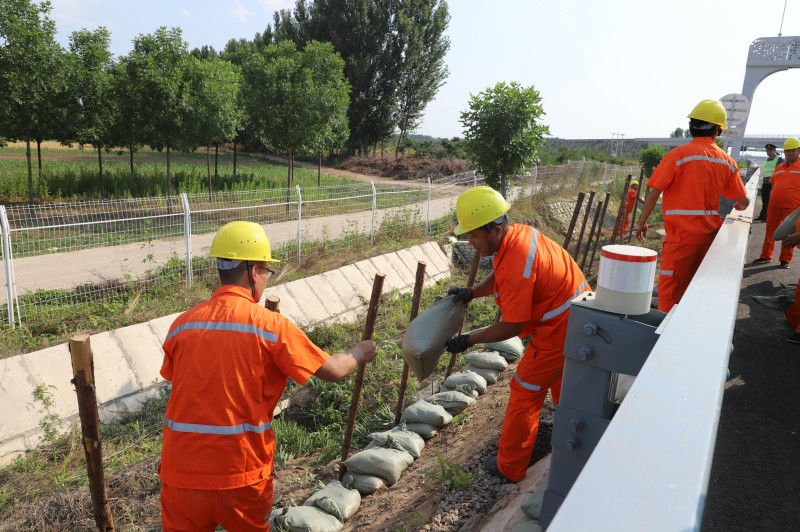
[{"left": 702, "top": 202, "right": 800, "bottom": 530}]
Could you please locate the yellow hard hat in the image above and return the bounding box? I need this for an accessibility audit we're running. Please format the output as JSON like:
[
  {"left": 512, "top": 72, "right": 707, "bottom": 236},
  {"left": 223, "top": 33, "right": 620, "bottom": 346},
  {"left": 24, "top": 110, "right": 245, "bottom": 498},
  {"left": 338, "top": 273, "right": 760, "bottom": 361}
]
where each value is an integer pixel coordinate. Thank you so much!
[
  {"left": 454, "top": 186, "right": 511, "bottom": 236},
  {"left": 687, "top": 99, "right": 728, "bottom": 130},
  {"left": 210, "top": 221, "right": 280, "bottom": 262},
  {"left": 630, "top": 180, "right": 639, "bottom": 187},
  {"left": 784, "top": 137, "right": 800, "bottom": 150}
]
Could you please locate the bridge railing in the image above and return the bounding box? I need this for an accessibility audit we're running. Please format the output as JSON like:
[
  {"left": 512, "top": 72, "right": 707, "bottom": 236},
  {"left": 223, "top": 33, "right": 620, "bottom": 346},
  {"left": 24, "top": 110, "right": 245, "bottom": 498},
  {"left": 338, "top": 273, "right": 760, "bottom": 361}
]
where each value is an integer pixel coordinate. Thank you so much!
[{"left": 547, "top": 173, "right": 759, "bottom": 531}]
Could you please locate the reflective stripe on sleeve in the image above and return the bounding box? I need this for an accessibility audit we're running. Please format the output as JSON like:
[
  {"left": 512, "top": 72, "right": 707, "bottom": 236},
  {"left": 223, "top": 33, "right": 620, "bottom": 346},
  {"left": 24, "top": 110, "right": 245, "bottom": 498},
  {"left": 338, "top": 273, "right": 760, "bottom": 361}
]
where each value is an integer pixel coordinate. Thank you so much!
[
  {"left": 660, "top": 270, "right": 674, "bottom": 276},
  {"left": 523, "top": 229, "right": 539, "bottom": 279},
  {"left": 514, "top": 373, "right": 542, "bottom": 391},
  {"left": 166, "top": 321, "right": 278, "bottom": 343},
  {"left": 541, "top": 280, "right": 588, "bottom": 322},
  {"left": 675, "top": 154, "right": 736, "bottom": 173},
  {"left": 165, "top": 418, "right": 273, "bottom": 435},
  {"left": 663, "top": 209, "right": 719, "bottom": 216}
]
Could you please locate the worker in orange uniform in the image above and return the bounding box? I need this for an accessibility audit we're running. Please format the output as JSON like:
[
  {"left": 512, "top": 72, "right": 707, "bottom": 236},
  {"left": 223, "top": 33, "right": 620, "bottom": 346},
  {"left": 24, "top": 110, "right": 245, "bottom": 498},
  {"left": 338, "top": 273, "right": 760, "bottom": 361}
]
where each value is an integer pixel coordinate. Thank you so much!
[
  {"left": 636, "top": 99, "right": 749, "bottom": 312},
  {"left": 617, "top": 180, "right": 640, "bottom": 237},
  {"left": 444, "top": 186, "right": 590, "bottom": 483},
  {"left": 159, "top": 221, "right": 377, "bottom": 531},
  {"left": 780, "top": 215, "right": 800, "bottom": 343},
  {"left": 752, "top": 137, "right": 800, "bottom": 269}
]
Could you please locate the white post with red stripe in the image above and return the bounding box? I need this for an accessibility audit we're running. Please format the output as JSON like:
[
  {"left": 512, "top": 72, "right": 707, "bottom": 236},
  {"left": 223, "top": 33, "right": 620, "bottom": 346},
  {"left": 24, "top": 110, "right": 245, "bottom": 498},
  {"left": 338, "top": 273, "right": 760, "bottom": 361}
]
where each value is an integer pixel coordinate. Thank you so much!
[{"left": 595, "top": 245, "right": 657, "bottom": 316}]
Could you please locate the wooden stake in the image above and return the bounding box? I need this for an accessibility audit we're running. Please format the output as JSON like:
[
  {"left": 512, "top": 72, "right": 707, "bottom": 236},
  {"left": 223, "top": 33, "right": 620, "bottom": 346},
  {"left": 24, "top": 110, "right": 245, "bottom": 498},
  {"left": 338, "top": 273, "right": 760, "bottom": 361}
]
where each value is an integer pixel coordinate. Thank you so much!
[
  {"left": 339, "top": 273, "right": 385, "bottom": 480},
  {"left": 587, "top": 192, "right": 612, "bottom": 274},
  {"left": 394, "top": 262, "right": 427, "bottom": 425},
  {"left": 611, "top": 175, "right": 633, "bottom": 245},
  {"left": 265, "top": 295, "right": 280, "bottom": 312},
  {"left": 562, "top": 191, "right": 586, "bottom": 251},
  {"left": 69, "top": 334, "right": 115, "bottom": 532},
  {"left": 572, "top": 190, "right": 596, "bottom": 261},
  {"left": 444, "top": 251, "right": 481, "bottom": 379}
]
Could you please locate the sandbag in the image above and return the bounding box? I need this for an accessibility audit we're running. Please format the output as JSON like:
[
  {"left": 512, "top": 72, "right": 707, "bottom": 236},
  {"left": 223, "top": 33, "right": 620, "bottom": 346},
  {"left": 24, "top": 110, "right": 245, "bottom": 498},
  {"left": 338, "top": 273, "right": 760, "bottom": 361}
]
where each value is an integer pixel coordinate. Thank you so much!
[
  {"left": 269, "top": 506, "right": 343, "bottom": 532},
  {"left": 425, "top": 390, "right": 476, "bottom": 414},
  {"left": 400, "top": 399, "right": 453, "bottom": 427},
  {"left": 521, "top": 488, "right": 546, "bottom": 520},
  {"left": 443, "top": 371, "right": 488, "bottom": 395},
  {"left": 464, "top": 364, "right": 499, "bottom": 384},
  {"left": 366, "top": 426, "right": 425, "bottom": 459},
  {"left": 510, "top": 520, "right": 542, "bottom": 532},
  {"left": 402, "top": 295, "right": 465, "bottom": 380},
  {"left": 483, "top": 336, "right": 525, "bottom": 362},
  {"left": 303, "top": 480, "right": 361, "bottom": 523},
  {"left": 404, "top": 422, "right": 439, "bottom": 439},
  {"left": 774, "top": 204, "right": 800, "bottom": 240},
  {"left": 341, "top": 471, "right": 386, "bottom": 496},
  {"left": 343, "top": 447, "right": 414, "bottom": 485},
  {"left": 464, "top": 351, "right": 509, "bottom": 371}
]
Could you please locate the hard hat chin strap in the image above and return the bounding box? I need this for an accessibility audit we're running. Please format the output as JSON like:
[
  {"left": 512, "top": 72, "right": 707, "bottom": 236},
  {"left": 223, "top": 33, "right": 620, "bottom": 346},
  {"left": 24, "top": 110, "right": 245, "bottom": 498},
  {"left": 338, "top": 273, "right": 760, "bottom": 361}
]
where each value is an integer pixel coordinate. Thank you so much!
[{"left": 246, "top": 262, "right": 257, "bottom": 302}]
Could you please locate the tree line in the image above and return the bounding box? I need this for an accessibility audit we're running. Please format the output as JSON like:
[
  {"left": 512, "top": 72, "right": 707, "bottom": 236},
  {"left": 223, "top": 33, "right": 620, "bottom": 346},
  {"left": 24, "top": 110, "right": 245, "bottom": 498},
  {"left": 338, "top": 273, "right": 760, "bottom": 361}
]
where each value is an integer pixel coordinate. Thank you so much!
[{"left": 0, "top": 0, "right": 450, "bottom": 203}]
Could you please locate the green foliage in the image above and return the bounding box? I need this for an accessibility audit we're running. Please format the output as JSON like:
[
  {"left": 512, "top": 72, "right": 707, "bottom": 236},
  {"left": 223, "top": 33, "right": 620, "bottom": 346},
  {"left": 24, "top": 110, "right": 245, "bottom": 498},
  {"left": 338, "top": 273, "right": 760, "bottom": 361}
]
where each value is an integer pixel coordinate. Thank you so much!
[
  {"left": 460, "top": 82, "right": 549, "bottom": 196},
  {"left": 639, "top": 145, "right": 666, "bottom": 177},
  {"left": 424, "top": 453, "right": 478, "bottom": 491},
  {"left": 32, "top": 384, "right": 61, "bottom": 455}
]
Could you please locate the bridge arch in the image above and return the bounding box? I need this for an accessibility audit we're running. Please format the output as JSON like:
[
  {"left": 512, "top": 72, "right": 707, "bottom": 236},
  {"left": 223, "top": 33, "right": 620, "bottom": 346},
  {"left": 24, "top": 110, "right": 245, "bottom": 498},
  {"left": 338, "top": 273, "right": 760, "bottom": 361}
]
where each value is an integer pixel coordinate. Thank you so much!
[{"left": 730, "top": 36, "right": 800, "bottom": 160}]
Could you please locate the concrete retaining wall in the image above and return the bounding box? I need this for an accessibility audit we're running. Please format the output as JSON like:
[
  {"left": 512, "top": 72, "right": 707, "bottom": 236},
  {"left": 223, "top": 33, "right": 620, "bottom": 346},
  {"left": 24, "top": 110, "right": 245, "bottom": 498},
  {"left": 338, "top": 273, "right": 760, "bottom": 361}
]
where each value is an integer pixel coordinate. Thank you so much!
[{"left": 0, "top": 242, "right": 452, "bottom": 467}]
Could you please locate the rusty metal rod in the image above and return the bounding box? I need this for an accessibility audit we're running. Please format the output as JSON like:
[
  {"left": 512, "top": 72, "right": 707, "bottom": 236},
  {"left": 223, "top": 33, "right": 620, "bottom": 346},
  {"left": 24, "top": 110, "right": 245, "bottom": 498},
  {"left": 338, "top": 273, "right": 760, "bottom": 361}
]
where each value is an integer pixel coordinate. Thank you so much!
[
  {"left": 339, "top": 273, "right": 385, "bottom": 480},
  {"left": 572, "top": 190, "right": 596, "bottom": 262},
  {"left": 627, "top": 167, "right": 646, "bottom": 243},
  {"left": 587, "top": 192, "right": 612, "bottom": 274},
  {"left": 610, "top": 175, "right": 632, "bottom": 245},
  {"left": 562, "top": 191, "right": 586, "bottom": 252},
  {"left": 580, "top": 200, "right": 604, "bottom": 272},
  {"left": 444, "top": 251, "right": 481, "bottom": 379},
  {"left": 394, "top": 262, "right": 427, "bottom": 425}
]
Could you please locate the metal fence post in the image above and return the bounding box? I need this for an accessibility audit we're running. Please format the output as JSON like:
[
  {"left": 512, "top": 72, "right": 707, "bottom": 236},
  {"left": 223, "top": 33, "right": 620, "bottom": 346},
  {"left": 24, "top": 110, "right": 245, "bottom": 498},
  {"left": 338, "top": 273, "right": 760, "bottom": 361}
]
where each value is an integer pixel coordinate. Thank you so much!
[
  {"left": 0, "top": 206, "right": 15, "bottom": 328},
  {"left": 180, "top": 193, "right": 192, "bottom": 287},
  {"left": 426, "top": 177, "right": 432, "bottom": 233},
  {"left": 370, "top": 181, "right": 377, "bottom": 245},
  {"left": 532, "top": 165, "right": 538, "bottom": 196},
  {"left": 296, "top": 185, "right": 303, "bottom": 263},
  {"left": 473, "top": 173, "right": 477, "bottom": 187}
]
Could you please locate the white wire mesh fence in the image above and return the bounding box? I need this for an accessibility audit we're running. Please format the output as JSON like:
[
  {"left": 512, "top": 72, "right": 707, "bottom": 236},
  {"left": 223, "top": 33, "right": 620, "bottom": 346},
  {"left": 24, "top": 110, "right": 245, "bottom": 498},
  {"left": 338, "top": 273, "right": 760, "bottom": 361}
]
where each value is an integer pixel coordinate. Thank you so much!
[{"left": 0, "top": 161, "right": 639, "bottom": 327}]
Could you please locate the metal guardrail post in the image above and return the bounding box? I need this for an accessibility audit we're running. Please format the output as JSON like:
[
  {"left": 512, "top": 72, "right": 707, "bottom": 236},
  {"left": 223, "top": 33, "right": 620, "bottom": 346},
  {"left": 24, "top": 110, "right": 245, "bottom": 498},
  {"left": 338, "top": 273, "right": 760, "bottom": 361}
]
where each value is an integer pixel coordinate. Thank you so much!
[
  {"left": 296, "top": 185, "right": 303, "bottom": 263},
  {"left": 426, "top": 177, "right": 432, "bottom": 233},
  {"left": 180, "top": 193, "right": 192, "bottom": 287},
  {"left": 370, "top": 181, "right": 377, "bottom": 245},
  {"left": 0, "top": 206, "right": 15, "bottom": 328}
]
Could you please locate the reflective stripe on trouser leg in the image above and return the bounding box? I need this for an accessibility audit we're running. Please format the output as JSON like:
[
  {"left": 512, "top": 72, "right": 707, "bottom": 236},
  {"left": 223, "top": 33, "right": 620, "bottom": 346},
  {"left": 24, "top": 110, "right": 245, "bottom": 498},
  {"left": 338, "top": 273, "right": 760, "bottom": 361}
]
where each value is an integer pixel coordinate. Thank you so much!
[{"left": 657, "top": 241, "right": 712, "bottom": 313}]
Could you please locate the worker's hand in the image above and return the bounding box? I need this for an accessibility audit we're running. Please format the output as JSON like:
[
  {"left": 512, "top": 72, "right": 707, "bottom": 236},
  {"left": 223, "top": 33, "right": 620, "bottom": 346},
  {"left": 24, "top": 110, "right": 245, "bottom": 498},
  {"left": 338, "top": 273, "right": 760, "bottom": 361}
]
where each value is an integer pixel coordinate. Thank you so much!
[
  {"left": 447, "top": 287, "right": 474, "bottom": 304},
  {"left": 350, "top": 340, "right": 377, "bottom": 364},
  {"left": 444, "top": 334, "right": 472, "bottom": 354},
  {"left": 782, "top": 233, "right": 800, "bottom": 249},
  {"left": 635, "top": 223, "right": 647, "bottom": 243},
  {"left": 733, "top": 201, "right": 748, "bottom": 211}
]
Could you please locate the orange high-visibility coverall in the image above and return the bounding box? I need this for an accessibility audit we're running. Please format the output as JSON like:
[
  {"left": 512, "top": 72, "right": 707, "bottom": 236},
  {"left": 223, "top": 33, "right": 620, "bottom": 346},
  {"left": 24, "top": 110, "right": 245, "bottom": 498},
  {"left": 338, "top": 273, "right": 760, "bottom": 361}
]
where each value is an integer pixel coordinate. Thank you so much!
[
  {"left": 619, "top": 187, "right": 638, "bottom": 235},
  {"left": 492, "top": 224, "right": 590, "bottom": 482},
  {"left": 159, "top": 285, "right": 329, "bottom": 531},
  {"left": 784, "top": 216, "right": 800, "bottom": 331},
  {"left": 759, "top": 160, "right": 800, "bottom": 264},
  {"left": 648, "top": 137, "right": 747, "bottom": 312}
]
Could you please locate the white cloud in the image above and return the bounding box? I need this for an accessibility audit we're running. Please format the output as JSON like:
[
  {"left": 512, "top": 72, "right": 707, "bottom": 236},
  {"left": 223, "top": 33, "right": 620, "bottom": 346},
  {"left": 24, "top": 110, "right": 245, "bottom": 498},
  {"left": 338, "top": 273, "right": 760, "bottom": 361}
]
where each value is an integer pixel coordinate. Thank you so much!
[
  {"left": 258, "top": 0, "right": 294, "bottom": 10},
  {"left": 50, "top": 0, "right": 83, "bottom": 25},
  {"left": 178, "top": 8, "right": 192, "bottom": 19},
  {"left": 225, "top": 0, "right": 253, "bottom": 24}
]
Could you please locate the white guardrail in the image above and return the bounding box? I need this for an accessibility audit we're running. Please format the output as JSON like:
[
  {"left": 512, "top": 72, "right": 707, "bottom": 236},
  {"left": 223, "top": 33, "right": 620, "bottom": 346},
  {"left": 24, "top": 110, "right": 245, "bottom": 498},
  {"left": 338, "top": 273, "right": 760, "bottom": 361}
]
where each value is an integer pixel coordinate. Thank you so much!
[{"left": 549, "top": 172, "right": 759, "bottom": 531}]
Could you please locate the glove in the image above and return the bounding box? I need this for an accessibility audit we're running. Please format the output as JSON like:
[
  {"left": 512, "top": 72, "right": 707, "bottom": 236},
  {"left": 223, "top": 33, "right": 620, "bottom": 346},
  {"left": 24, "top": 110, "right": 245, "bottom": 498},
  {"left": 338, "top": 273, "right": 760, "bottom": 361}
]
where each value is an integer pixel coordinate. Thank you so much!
[
  {"left": 445, "top": 334, "right": 472, "bottom": 354},
  {"left": 447, "top": 287, "right": 474, "bottom": 304}
]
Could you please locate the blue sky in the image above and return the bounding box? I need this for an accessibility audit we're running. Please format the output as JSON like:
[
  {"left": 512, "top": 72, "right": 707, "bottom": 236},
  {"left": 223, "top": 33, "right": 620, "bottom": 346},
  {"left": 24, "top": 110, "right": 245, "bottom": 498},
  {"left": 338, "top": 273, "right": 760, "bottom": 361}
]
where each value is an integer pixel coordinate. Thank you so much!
[{"left": 50, "top": 0, "right": 800, "bottom": 140}]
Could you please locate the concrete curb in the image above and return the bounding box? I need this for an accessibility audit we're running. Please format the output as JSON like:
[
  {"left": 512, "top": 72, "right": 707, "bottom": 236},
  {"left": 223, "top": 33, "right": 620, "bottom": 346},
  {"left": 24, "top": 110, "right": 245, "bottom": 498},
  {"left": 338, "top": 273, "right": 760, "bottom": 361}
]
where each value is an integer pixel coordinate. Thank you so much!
[{"left": 0, "top": 242, "right": 452, "bottom": 466}]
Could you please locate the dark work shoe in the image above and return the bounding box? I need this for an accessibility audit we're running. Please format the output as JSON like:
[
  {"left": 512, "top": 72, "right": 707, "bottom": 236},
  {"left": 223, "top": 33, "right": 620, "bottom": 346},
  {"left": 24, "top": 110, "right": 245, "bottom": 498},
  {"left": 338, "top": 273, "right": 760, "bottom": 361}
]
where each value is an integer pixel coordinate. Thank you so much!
[
  {"left": 751, "top": 258, "right": 771, "bottom": 265},
  {"left": 780, "top": 261, "right": 791, "bottom": 269},
  {"left": 483, "top": 455, "right": 513, "bottom": 482},
  {"left": 787, "top": 332, "right": 800, "bottom": 344}
]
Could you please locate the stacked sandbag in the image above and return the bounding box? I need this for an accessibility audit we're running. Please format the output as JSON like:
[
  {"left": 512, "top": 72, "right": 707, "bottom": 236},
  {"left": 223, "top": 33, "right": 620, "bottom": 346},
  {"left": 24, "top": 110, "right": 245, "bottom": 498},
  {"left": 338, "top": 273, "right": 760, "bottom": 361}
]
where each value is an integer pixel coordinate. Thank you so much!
[
  {"left": 483, "top": 336, "right": 525, "bottom": 362},
  {"left": 269, "top": 506, "right": 343, "bottom": 532},
  {"left": 425, "top": 389, "right": 476, "bottom": 415},
  {"left": 341, "top": 471, "right": 386, "bottom": 496},
  {"left": 400, "top": 399, "right": 453, "bottom": 440},
  {"left": 366, "top": 426, "right": 426, "bottom": 458},
  {"left": 464, "top": 350, "right": 509, "bottom": 384},
  {"left": 303, "top": 480, "right": 361, "bottom": 523},
  {"left": 442, "top": 371, "right": 488, "bottom": 396},
  {"left": 402, "top": 295, "right": 465, "bottom": 380},
  {"left": 343, "top": 447, "right": 414, "bottom": 486}
]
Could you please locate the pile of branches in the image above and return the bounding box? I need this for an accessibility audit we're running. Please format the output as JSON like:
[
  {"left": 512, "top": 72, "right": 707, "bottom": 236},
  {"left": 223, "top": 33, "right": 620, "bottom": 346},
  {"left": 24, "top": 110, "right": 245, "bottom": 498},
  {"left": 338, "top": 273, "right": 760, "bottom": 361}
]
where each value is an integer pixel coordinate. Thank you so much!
[{"left": 338, "top": 156, "right": 469, "bottom": 181}]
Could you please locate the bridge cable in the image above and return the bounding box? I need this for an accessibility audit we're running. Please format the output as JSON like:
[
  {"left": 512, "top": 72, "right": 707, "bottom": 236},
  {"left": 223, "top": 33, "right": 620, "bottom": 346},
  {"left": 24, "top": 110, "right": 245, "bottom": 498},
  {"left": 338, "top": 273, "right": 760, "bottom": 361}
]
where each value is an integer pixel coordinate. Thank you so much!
[{"left": 779, "top": 0, "right": 788, "bottom": 36}]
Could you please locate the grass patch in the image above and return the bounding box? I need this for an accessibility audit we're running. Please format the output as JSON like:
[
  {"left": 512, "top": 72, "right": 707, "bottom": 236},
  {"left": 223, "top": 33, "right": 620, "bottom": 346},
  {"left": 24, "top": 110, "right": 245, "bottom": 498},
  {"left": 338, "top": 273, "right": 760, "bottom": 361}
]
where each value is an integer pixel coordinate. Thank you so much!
[{"left": 424, "top": 453, "right": 479, "bottom": 492}]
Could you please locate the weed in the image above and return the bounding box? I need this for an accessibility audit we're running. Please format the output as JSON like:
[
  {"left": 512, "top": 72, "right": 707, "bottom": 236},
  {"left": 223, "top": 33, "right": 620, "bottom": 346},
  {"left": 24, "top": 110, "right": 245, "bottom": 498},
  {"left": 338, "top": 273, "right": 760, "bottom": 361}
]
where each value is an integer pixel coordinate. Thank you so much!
[{"left": 424, "top": 453, "right": 478, "bottom": 492}]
